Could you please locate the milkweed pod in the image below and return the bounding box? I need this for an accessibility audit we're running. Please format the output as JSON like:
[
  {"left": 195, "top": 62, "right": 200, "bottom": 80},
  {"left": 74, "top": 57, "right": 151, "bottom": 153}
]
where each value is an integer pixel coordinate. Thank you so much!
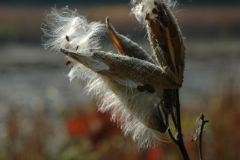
[
  {"left": 43, "top": 0, "right": 186, "bottom": 148},
  {"left": 60, "top": 49, "right": 181, "bottom": 90},
  {"left": 106, "top": 17, "right": 157, "bottom": 64},
  {"left": 131, "top": 0, "right": 185, "bottom": 83}
]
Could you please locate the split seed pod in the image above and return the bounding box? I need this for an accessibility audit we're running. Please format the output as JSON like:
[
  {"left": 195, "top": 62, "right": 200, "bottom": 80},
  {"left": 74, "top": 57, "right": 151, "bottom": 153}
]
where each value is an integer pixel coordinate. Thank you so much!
[{"left": 42, "top": 0, "right": 185, "bottom": 148}]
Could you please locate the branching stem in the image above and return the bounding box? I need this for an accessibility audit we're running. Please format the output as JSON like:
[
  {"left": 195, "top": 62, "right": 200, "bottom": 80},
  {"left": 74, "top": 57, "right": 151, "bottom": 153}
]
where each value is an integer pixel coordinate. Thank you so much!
[
  {"left": 198, "top": 114, "right": 209, "bottom": 160},
  {"left": 167, "top": 89, "right": 190, "bottom": 160}
]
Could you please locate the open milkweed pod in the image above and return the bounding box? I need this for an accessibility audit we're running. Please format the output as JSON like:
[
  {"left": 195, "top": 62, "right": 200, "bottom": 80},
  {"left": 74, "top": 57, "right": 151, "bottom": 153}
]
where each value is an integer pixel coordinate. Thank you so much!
[
  {"left": 42, "top": 1, "right": 185, "bottom": 147},
  {"left": 106, "top": 17, "right": 157, "bottom": 64},
  {"left": 131, "top": 0, "right": 185, "bottom": 83},
  {"left": 41, "top": 7, "right": 106, "bottom": 54}
]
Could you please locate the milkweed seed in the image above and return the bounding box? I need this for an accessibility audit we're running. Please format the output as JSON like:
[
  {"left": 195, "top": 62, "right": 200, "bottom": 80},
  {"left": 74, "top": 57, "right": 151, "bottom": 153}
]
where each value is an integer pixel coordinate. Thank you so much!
[
  {"left": 144, "top": 84, "right": 155, "bottom": 93},
  {"left": 152, "top": 8, "right": 158, "bottom": 14},
  {"left": 137, "top": 86, "right": 145, "bottom": 92},
  {"left": 163, "top": 16, "right": 169, "bottom": 22},
  {"left": 145, "top": 13, "right": 150, "bottom": 20},
  {"left": 65, "top": 35, "right": 69, "bottom": 42},
  {"left": 76, "top": 45, "right": 79, "bottom": 51},
  {"left": 65, "top": 60, "right": 71, "bottom": 66}
]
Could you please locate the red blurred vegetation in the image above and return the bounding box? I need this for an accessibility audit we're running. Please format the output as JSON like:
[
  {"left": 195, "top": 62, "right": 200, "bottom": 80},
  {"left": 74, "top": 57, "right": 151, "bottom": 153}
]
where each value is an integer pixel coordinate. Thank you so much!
[
  {"left": 65, "top": 109, "right": 117, "bottom": 143},
  {"left": 1, "top": 80, "right": 240, "bottom": 159},
  {"left": 146, "top": 147, "right": 164, "bottom": 160}
]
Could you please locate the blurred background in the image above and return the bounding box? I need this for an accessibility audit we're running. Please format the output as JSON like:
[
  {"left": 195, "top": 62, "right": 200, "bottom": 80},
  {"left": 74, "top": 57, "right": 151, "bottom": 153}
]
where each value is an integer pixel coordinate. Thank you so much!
[{"left": 0, "top": 0, "right": 240, "bottom": 159}]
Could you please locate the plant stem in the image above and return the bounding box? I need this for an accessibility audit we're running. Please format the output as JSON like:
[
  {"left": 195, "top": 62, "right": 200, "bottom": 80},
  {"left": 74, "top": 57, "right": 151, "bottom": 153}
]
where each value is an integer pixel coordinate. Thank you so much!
[
  {"left": 176, "top": 132, "right": 190, "bottom": 160},
  {"left": 167, "top": 89, "right": 190, "bottom": 160},
  {"left": 198, "top": 114, "right": 209, "bottom": 160},
  {"left": 175, "top": 89, "right": 190, "bottom": 160}
]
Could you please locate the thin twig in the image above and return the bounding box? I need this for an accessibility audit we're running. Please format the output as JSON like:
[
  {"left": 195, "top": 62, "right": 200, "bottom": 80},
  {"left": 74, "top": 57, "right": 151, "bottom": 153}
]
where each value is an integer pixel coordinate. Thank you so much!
[{"left": 197, "top": 113, "right": 209, "bottom": 160}]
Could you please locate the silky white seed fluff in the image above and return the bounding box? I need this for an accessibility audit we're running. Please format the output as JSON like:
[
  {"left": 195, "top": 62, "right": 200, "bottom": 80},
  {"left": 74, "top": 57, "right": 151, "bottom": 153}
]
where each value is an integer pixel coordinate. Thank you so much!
[
  {"left": 69, "top": 61, "right": 163, "bottom": 147},
  {"left": 42, "top": 7, "right": 106, "bottom": 55},
  {"left": 131, "top": 0, "right": 176, "bottom": 24},
  {"left": 42, "top": 6, "right": 167, "bottom": 148}
]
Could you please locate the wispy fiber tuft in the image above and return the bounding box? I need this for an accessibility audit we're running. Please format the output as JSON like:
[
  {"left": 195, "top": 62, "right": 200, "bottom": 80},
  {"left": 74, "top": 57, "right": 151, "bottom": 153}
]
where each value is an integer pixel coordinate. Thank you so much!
[{"left": 42, "top": 0, "right": 184, "bottom": 148}]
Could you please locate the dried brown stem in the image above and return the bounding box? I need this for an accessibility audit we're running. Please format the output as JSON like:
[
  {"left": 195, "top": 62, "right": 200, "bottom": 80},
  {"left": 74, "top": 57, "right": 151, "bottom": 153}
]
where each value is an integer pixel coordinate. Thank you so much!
[
  {"left": 166, "top": 89, "right": 190, "bottom": 160},
  {"left": 197, "top": 114, "right": 209, "bottom": 160}
]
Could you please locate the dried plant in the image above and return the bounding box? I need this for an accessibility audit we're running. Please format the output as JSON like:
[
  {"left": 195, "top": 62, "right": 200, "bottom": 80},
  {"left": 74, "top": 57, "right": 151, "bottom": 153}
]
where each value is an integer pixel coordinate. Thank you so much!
[{"left": 42, "top": 0, "right": 200, "bottom": 159}]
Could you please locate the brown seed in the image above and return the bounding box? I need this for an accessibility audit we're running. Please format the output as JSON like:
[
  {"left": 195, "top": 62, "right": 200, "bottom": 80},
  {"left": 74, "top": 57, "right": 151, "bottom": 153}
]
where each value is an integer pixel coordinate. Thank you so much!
[
  {"left": 154, "top": 1, "right": 158, "bottom": 5},
  {"left": 163, "top": 16, "right": 169, "bottom": 22},
  {"left": 158, "top": 6, "right": 167, "bottom": 16},
  {"left": 65, "top": 60, "right": 71, "bottom": 66},
  {"left": 144, "top": 84, "right": 155, "bottom": 93},
  {"left": 158, "top": 11, "right": 164, "bottom": 17},
  {"left": 145, "top": 13, "right": 150, "bottom": 21},
  {"left": 66, "top": 35, "right": 69, "bottom": 42},
  {"left": 152, "top": 8, "right": 158, "bottom": 14},
  {"left": 137, "top": 86, "right": 145, "bottom": 92},
  {"left": 162, "top": 10, "right": 167, "bottom": 16},
  {"left": 76, "top": 45, "right": 79, "bottom": 51}
]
